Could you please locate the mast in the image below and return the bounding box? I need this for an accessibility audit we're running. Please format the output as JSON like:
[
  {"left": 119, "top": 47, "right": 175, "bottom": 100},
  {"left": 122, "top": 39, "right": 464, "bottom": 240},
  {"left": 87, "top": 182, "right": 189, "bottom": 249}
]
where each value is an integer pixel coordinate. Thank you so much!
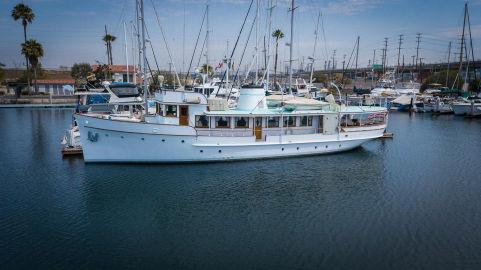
[
  {"left": 456, "top": 3, "right": 467, "bottom": 90},
  {"left": 136, "top": 0, "right": 142, "bottom": 85},
  {"left": 446, "top": 41, "right": 451, "bottom": 88},
  {"left": 288, "top": 0, "right": 295, "bottom": 94},
  {"left": 355, "top": 36, "right": 360, "bottom": 80},
  {"left": 140, "top": 0, "right": 148, "bottom": 114},
  {"left": 255, "top": 0, "right": 260, "bottom": 83},
  {"left": 123, "top": 21, "right": 130, "bottom": 83},
  {"left": 206, "top": 3, "right": 210, "bottom": 75},
  {"left": 130, "top": 22, "right": 137, "bottom": 84},
  {"left": 266, "top": 0, "right": 274, "bottom": 92},
  {"left": 309, "top": 12, "right": 320, "bottom": 86}
]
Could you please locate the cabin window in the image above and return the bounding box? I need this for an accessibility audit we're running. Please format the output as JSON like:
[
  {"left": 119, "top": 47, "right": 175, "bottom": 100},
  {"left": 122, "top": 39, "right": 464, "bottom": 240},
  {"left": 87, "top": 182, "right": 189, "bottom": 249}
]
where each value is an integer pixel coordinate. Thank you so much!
[
  {"left": 195, "top": 115, "right": 209, "bottom": 128},
  {"left": 300, "top": 116, "right": 313, "bottom": 126},
  {"left": 166, "top": 105, "right": 177, "bottom": 117},
  {"left": 235, "top": 117, "right": 248, "bottom": 128},
  {"left": 267, "top": 117, "right": 280, "bottom": 128},
  {"left": 156, "top": 103, "right": 163, "bottom": 115},
  {"left": 215, "top": 116, "right": 231, "bottom": 128},
  {"left": 283, "top": 116, "right": 295, "bottom": 127}
]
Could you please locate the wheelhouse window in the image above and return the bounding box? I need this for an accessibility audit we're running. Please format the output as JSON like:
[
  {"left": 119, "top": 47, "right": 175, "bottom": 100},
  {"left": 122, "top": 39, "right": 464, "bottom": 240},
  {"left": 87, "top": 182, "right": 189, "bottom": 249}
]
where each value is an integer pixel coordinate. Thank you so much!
[
  {"left": 283, "top": 116, "right": 295, "bottom": 127},
  {"left": 195, "top": 115, "right": 209, "bottom": 128},
  {"left": 235, "top": 117, "right": 248, "bottom": 128},
  {"left": 215, "top": 116, "right": 231, "bottom": 128},
  {"left": 300, "top": 116, "right": 313, "bottom": 126},
  {"left": 166, "top": 105, "right": 177, "bottom": 117},
  {"left": 267, "top": 117, "right": 280, "bottom": 128}
]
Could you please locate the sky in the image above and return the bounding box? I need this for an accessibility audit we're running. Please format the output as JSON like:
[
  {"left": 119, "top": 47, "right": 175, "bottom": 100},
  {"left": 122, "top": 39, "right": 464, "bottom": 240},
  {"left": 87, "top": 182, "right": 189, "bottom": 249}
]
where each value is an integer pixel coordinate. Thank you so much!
[{"left": 1, "top": 0, "right": 480, "bottom": 73}]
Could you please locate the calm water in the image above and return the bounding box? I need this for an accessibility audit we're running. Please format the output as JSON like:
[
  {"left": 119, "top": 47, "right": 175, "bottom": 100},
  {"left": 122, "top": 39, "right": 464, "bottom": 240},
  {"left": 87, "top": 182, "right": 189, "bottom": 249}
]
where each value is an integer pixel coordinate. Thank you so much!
[{"left": 0, "top": 108, "right": 481, "bottom": 269}]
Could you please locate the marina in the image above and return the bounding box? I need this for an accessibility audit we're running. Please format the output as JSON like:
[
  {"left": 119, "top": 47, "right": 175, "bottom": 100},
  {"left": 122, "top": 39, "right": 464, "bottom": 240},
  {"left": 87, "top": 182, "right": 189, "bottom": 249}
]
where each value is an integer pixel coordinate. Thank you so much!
[{"left": 1, "top": 0, "right": 481, "bottom": 268}]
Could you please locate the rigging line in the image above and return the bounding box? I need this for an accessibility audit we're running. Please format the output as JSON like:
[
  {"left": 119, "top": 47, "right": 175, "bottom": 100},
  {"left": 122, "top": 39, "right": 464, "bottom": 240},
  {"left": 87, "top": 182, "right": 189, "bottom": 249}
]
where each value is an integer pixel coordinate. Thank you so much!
[
  {"left": 133, "top": 22, "right": 160, "bottom": 85},
  {"left": 196, "top": 34, "right": 208, "bottom": 71},
  {"left": 149, "top": 0, "right": 182, "bottom": 87},
  {"left": 216, "top": 0, "right": 255, "bottom": 98},
  {"left": 241, "top": 16, "right": 259, "bottom": 83},
  {"left": 144, "top": 26, "right": 161, "bottom": 73},
  {"left": 184, "top": 7, "right": 207, "bottom": 84},
  {"left": 228, "top": 9, "right": 257, "bottom": 100}
]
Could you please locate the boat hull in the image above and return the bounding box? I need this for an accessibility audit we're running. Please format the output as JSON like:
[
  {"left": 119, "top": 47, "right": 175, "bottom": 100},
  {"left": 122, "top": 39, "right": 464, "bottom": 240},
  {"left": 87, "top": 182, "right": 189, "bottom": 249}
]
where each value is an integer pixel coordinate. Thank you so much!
[{"left": 76, "top": 114, "right": 386, "bottom": 163}]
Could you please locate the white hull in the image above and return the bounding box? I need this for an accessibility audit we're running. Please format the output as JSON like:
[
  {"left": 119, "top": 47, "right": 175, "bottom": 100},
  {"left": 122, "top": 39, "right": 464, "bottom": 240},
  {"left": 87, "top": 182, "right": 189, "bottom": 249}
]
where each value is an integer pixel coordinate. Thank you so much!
[
  {"left": 452, "top": 103, "right": 481, "bottom": 116},
  {"left": 76, "top": 114, "right": 385, "bottom": 163}
]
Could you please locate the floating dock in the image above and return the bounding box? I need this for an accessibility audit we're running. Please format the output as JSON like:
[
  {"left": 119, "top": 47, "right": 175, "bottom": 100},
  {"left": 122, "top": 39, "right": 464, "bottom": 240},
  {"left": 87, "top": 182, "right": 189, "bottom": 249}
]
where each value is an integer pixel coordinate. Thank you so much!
[{"left": 61, "top": 146, "right": 83, "bottom": 156}]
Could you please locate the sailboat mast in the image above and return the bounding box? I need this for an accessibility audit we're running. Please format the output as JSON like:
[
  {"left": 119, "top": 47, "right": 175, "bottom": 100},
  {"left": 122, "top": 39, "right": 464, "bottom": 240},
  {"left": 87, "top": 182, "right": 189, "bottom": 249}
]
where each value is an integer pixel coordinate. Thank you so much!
[
  {"left": 206, "top": 3, "right": 210, "bottom": 75},
  {"left": 255, "top": 0, "right": 259, "bottom": 83},
  {"left": 140, "top": 0, "right": 148, "bottom": 113},
  {"left": 310, "top": 12, "right": 320, "bottom": 85},
  {"left": 136, "top": 0, "right": 142, "bottom": 85},
  {"left": 288, "top": 0, "right": 295, "bottom": 94},
  {"left": 123, "top": 21, "right": 130, "bottom": 83},
  {"left": 266, "top": 0, "right": 274, "bottom": 92},
  {"left": 446, "top": 41, "right": 451, "bottom": 88},
  {"left": 458, "top": 2, "right": 467, "bottom": 87}
]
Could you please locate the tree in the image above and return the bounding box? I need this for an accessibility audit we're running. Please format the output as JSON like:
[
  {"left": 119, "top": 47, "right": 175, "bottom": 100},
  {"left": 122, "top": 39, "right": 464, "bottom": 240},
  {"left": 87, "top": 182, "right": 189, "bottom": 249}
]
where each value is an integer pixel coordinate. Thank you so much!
[
  {"left": 71, "top": 63, "right": 92, "bottom": 82},
  {"left": 21, "top": 39, "right": 43, "bottom": 93},
  {"left": 272, "top": 29, "right": 284, "bottom": 85},
  {"left": 103, "top": 33, "right": 116, "bottom": 65},
  {"left": 200, "top": 64, "right": 213, "bottom": 76},
  {"left": 12, "top": 3, "right": 35, "bottom": 90}
]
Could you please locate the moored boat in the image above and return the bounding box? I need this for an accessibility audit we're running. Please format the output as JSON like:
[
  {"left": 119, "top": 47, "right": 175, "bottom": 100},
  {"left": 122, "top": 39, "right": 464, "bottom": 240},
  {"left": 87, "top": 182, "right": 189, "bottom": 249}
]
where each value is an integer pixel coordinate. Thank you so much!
[{"left": 75, "top": 85, "right": 388, "bottom": 163}]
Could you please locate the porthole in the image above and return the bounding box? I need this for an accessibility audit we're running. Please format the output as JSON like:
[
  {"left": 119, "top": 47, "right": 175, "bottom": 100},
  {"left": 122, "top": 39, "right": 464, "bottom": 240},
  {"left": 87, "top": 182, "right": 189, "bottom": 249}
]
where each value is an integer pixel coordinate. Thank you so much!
[
  {"left": 162, "top": 139, "right": 165, "bottom": 142},
  {"left": 325, "top": 145, "right": 328, "bottom": 148},
  {"left": 315, "top": 146, "right": 318, "bottom": 149},
  {"left": 105, "top": 134, "right": 109, "bottom": 137},
  {"left": 345, "top": 135, "right": 348, "bottom": 138},
  {"left": 120, "top": 136, "right": 124, "bottom": 139},
  {"left": 218, "top": 150, "right": 222, "bottom": 153},
  {"left": 297, "top": 147, "right": 300, "bottom": 150},
  {"left": 339, "top": 144, "right": 342, "bottom": 148},
  {"left": 181, "top": 140, "right": 185, "bottom": 143},
  {"left": 141, "top": 138, "right": 145, "bottom": 141},
  {"left": 282, "top": 148, "right": 284, "bottom": 151},
  {"left": 200, "top": 150, "right": 203, "bottom": 153}
]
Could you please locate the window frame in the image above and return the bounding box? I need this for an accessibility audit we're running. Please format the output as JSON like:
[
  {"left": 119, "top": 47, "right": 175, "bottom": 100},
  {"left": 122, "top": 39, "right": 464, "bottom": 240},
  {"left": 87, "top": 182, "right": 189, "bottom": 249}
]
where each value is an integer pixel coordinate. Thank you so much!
[
  {"left": 165, "top": 105, "right": 178, "bottom": 117},
  {"left": 215, "top": 116, "right": 231, "bottom": 128},
  {"left": 267, "top": 116, "right": 280, "bottom": 128},
  {"left": 235, "top": 117, "right": 249, "bottom": 128},
  {"left": 195, "top": 115, "right": 210, "bottom": 128}
]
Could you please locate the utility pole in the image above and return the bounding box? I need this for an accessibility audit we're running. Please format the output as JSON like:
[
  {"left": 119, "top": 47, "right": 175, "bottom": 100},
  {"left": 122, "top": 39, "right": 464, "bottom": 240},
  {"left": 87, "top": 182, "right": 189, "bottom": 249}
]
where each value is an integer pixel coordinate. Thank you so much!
[
  {"left": 411, "top": 55, "right": 415, "bottom": 80},
  {"left": 382, "top": 38, "right": 388, "bottom": 73},
  {"left": 332, "top": 50, "right": 336, "bottom": 70},
  {"left": 397, "top": 34, "right": 403, "bottom": 76},
  {"left": 415, "top": 33, "right": 422, "bottom": 77}
]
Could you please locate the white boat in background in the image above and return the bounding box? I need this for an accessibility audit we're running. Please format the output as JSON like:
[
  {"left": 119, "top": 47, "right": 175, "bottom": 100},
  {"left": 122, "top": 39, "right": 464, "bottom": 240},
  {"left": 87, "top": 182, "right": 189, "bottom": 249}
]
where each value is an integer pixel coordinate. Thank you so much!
[
  {"left": 395, "top": 82, "right": 420, "bottom": 95},
  {"left": 452, "top": 99, "right": 481, "bottom": 116},
  {"left": 75, "top": 85, "right": 389, "bottom": 163}
]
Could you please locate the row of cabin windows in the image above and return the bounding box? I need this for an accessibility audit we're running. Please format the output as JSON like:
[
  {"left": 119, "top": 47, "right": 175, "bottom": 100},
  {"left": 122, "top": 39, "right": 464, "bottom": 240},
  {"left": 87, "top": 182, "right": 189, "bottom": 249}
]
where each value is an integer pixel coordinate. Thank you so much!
[{"left": 195, "top": 116, "right": 314, "bottom": 129}]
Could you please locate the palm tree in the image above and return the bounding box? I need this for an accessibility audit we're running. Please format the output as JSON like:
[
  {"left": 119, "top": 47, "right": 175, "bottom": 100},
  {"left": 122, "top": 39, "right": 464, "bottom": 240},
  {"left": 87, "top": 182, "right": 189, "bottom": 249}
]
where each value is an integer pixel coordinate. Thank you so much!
[
  {"left": 21, "top": 39, "right": 44, "bottom": 93},
  {"left": 200, "top": 64, "right": 213, "bottom": 76},
  {"left": 272, "top": 29, "right": 284, "bottom": 85},
  {"left": 12, "top": 3, "right": 35, "bottom": 90},
  {"left": 103, "top": 34, "right": 116, "bottom": 65}
]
